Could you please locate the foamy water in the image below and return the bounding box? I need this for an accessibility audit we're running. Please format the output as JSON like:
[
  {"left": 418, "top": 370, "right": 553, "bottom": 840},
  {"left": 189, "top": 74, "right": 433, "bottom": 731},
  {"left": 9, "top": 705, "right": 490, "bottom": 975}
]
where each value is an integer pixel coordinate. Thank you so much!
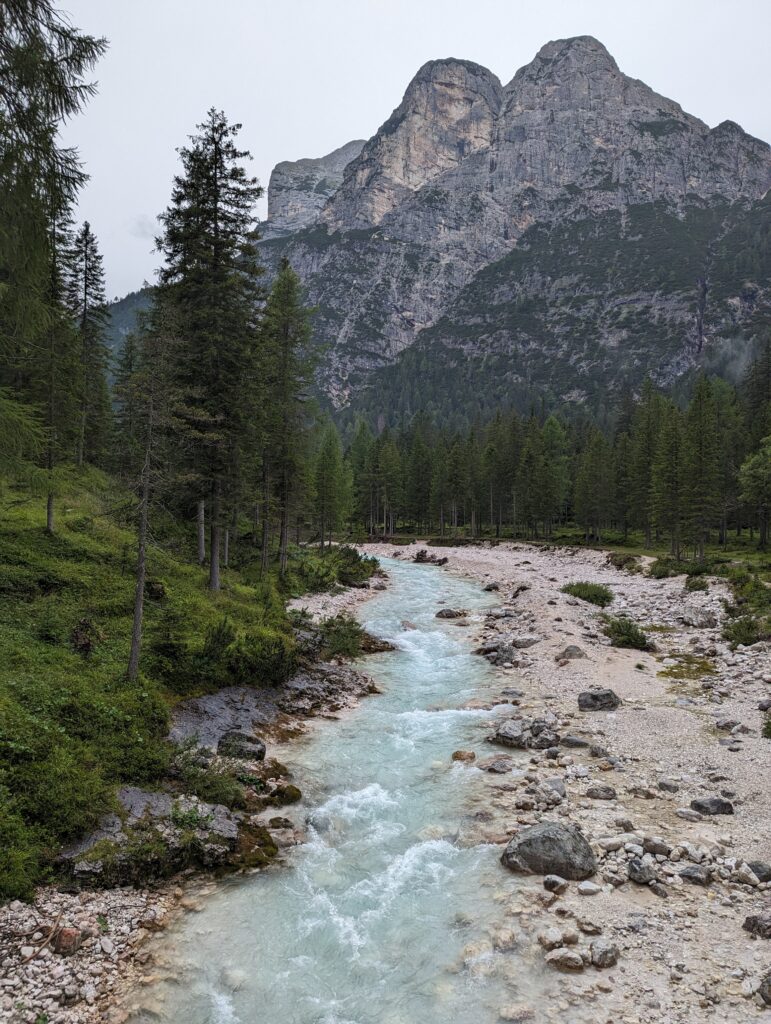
[{"left": 128, "top": 558, "right": 544, "bottom": 1023}]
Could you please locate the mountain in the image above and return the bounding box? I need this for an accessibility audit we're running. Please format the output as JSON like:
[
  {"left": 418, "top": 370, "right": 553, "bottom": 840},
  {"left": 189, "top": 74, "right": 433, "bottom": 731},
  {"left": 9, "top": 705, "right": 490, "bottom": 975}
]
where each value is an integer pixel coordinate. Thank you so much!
[
  {"left": 256, "top": 36, "right": 771, "bottom": 423},
  {"left": 108, "top": 36, "right": 771, "bottom": 425}
]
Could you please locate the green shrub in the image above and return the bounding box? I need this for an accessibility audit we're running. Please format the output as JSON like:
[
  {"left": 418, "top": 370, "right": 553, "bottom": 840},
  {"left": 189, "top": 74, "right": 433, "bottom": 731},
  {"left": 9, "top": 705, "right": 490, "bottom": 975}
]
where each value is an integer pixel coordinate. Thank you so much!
[
  {"left": 606, "top": 552, "right": 641, "bottom": 573},
  {"left": 764, "top": 716, "right": 771, "bottom": 740},
  {"left": 319, "top": 613, "right": 364, "bottom": 659},
  {"left": 685, "top": 575, "right": 709, "bottom": 592},
  {"left": 648, "top": 558, "right": 678, "bottom": 579},
  {"left": 723, "top": 615, "right": 764, "bottom": 648},
  {"left": 602, "top": 615, "right": 653, "bottom": 650},
  {"left": 561, "top": 582, "right": 613, "bottom": 607}
]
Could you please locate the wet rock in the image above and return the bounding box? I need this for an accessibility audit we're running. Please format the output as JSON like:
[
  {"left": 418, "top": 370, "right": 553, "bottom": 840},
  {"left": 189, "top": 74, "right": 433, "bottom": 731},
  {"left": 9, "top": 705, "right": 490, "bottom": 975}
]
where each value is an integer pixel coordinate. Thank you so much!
[
  {"left": 743, "top": 911, "right": 771, "bottom": 939},
  {"left": 537, "top": 927, "right": 564, "bottom": 950},
  {"left": 483, "top": 582, "right": 500, "bottom": 592},
  {"left": 435, "top": 608, "right": 466, "bottom": 619},
  {"left": 561, "top": 735, "right": 590, "bottom": 748},
  {"left": 501, "top": 822, "right": 597, "bottom": 880},
  {"left": 414, "top": 549, "right": 448, "bottom": 566},
  {"left": 452, "top": 750, "right": 476, "bottom": 763},
  {"left": 680, "top": 864, "right": 712, "bottom": 886},
  {"left": 578, "top": 688, "right": 621, "bottom": 712},
  {"left": 590, "top": 938, "right": 619, "bottom": 968},
  {"left": 628, "top": 857, "right": 657, "bottom": 885},
  {"left": 477, "top": 755, "right": 515, "bottom": 774},
  {"left": 544, "top": 947, "right": 584, "bottom": 971},
  {"left": 586, "top": 784, "right": 616, "bottom": 800},
  {"left": 217, "top": 731, "right": 266, "bottom": 761},
  {"left": 492, "top": 715, "right": 560, "bottom": 751},
  {"left": 690, "top": 796, "right": 733, "bottom": 815}
]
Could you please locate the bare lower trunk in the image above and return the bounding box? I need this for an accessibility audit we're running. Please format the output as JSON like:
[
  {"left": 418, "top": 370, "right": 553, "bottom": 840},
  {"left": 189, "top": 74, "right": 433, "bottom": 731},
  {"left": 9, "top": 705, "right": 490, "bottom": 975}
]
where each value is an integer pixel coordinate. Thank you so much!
[
  {"left": 261, "top": 463, "right": 270, "bottom": 574},
  {"left": 279, "top": 501, "right": 289, "bottom": 575},
  {"left": 223, "top": 528, "right": 230, "bottom": 568},
  {"left": 197, "top": 500, "right": 206, "bottom": 565},
  {"left": 209, "top": 482, "right": 221, "bottom": 591},
  {"left": 46, "top": 490, "right": 54, "bottom": 534}
]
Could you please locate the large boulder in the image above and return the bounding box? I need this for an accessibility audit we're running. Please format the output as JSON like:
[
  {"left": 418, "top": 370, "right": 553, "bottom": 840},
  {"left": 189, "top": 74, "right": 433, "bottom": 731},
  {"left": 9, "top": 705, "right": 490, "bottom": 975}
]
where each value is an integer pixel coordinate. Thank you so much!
[
  {"left": 690, "top": 796, "right": 733, "bottom": 816},
  {"left": 492, "top": 715, "right": 560, "bottom": 750},
  {"left": 578, "top": 688, "right": 621, "bottom": 712},
  {"left": 501, "top": 822, "right": 597, "bottom": 880},
  {"left": 679, "top": 605, "right": 718, "bottom": 628}
]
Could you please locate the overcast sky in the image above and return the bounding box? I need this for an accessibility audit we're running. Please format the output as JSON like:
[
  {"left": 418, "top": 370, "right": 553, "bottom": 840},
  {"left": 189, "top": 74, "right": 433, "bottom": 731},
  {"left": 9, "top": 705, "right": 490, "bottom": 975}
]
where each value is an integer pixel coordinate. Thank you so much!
[{"left": 61, "top": 0, "right": 771, "bottom": 298}]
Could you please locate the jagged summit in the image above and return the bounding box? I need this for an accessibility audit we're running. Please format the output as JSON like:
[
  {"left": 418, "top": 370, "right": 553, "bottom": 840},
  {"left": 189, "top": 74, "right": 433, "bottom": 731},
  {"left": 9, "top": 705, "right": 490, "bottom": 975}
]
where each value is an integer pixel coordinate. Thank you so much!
[{"left": 255, "top": 37, "right": 771, "bottom": 413}]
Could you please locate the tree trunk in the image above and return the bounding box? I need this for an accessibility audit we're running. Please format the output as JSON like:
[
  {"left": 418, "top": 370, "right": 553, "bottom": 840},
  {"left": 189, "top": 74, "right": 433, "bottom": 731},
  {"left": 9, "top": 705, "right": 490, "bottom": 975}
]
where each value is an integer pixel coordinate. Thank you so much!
[
  {"left": 77, "top": 405, "right": 86, "bottom": 468},
  {"left": 223, "top": 528, "right": 230, "bottom": 568},
  {"left": 209, "top": 482, "right": 221, "bottom": 591},
  {"left": 197, "top": 499, "right": 206, "bottom": 565},
  {"left": 261, "top": 462, "right": 271, "bottom": 574},
  {"left": 46, "top": 489, "right": 54, "bottom": 535}
]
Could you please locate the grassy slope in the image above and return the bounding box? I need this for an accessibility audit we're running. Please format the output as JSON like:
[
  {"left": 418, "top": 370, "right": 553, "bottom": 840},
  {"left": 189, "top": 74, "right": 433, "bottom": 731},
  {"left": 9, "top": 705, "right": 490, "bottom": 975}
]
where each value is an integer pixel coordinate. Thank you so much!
[{"left": 0, "top": 469, "right": 371, "bottom": 898}]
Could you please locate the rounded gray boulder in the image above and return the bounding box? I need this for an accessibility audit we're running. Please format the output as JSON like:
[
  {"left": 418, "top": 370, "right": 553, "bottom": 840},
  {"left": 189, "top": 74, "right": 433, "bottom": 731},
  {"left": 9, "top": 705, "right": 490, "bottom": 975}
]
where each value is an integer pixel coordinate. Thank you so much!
[{"left": 501, "top": 822, "right": 597, "bottom": 880}]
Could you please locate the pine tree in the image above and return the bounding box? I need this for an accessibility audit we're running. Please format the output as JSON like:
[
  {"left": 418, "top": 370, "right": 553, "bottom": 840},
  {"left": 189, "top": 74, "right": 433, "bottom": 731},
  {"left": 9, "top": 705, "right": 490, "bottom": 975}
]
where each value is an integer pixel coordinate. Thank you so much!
[
  {"left": 630, "top": 379, "right": 662, "bottom": 546},
  {"left": 574, "top": 429, "right": 613, "bottom": 542},
  {"left": 314, "top": 422, "right": 345, "bottom": 550},
  {"left": 261, "top": 258, "right": 314, "bottom": 574},
  {"left": 156, "top": 109, "right": 264, "bottom": 589},
  {"left": 651, "top": 401, "right": 685, "bottom": 558},
  {"left": 541, "top": 415, "right": 569, "bottom": 536},
  {"left": 68, "top": 221, "right": 110, "bottom": 466},
  {"left": 683, "top": 377, "right": 719, "bottom": 560},
  {"left": 738, "top": 436, "right": 771, "bottom": 549}
]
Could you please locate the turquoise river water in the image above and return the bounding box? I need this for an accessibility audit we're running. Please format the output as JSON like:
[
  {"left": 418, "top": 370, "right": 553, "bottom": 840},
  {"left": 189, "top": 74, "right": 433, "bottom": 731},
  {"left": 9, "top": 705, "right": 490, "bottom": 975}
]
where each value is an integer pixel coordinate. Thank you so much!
[{"left": 129, "top": 557, "right": 544, "bottom": 1023}]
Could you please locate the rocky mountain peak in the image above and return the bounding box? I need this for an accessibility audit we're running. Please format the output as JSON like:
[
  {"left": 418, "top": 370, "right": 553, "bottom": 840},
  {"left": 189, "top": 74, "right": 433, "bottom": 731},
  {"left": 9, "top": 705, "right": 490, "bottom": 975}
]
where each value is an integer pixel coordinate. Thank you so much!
[
  {"left": 321, "top": 58, "right": 502, "bottom": 230},
  {"left": 513, "top": 34, "right": 620, "bottom": 83}
]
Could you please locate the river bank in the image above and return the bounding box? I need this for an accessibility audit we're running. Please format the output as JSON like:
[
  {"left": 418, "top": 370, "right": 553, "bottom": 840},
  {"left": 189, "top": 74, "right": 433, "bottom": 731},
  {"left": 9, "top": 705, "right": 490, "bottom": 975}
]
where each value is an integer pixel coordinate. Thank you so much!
[
  {"left": 360, "top": 541, "right": 771, "bottom": 1020},
  {"left": 0, "top": 577, "right": 387, "bottom": 1024}
]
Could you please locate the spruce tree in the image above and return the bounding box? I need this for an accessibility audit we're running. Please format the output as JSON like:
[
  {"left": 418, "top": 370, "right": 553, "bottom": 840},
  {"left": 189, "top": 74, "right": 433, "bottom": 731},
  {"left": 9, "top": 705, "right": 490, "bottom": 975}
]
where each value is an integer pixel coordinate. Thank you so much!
[
  {"left": 683, "top": 376, "right": 719, "bottom": 560},
  {"left": 68, "top": 220, "right": 110, "bottom": 466},
  {"left": 156, "top": 109, "right": 264, "bottom": 589},
  {"left": 651, "top": 401, "right": 685, "bottom": 559}
]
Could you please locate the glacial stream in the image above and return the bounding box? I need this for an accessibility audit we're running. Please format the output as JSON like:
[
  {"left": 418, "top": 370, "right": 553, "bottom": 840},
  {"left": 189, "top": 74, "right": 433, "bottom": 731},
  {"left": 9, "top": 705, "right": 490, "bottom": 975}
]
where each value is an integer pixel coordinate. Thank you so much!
[{"left": 129, "top": 557, "right": 540, "bottom": 1024}]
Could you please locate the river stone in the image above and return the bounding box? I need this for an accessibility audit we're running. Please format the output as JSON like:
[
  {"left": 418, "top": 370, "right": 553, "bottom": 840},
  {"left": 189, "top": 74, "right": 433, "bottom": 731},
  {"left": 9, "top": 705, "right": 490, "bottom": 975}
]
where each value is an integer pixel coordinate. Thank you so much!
[
  {"left": 679, "top": 605, "right": 718, "bottom": 628},
  {"left": 586, "top": 784, "right": 616, "bottom": 800},
  {"left": 435, "top": 608, "right": 466, "bottom": 619},
  {"left": 690, "top": 796, "right": 733, "bottom": 815},
  {"left": 761, "top": 972, "right": 771, "bottom": 1006},
  {"left": 217, "top": 731, "right": 266, "bottom": 761},
  {"left": 743, "top": 911, "right": 771, "bottom": 939},
  {"left": 578, "top": 688, "right": 621, "bottom": 712},
  {"left": 680, "top": 864, "right": 712, "bottom": 886},
  {"left": 501, "top": 822, "right": 597, "bottom": 880},
  {"left": 544, "top": 947, "right": 584, "bottom": 971},
  {"left": 561, "top": 735, "right": 590, "bottom": 748},
  {"left": 748, "top": 860, "right": 771, "bottom": 883},
  {"left": 555, "top": 645, "right": 587, "bottom": 661},
  {"left": 628, "top": 857, "right": 657, "bottom": 885},
  {"left": 543, "top": 874, "right": 568, "bottom": 894},
  {"left": 451, "top": 750, "right": 476, "bottom": 763},
  {"left": 590, "top": 938, "right": 619, "bottom": 968}
]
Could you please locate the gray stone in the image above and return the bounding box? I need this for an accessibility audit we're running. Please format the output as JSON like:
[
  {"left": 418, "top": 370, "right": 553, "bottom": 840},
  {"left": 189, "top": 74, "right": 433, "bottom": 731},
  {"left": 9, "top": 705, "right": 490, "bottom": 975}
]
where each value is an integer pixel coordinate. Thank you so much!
[
  {"left": 544, "top": 947, "right": 584, "bottom": 971},
  {"left": 578, "top": 688, "right": 621, "bottom": 712},
  {"left": 690, "top": 796, "right": 733, "bottom": 816},
  {"left": 543, "top": 874, "right": 568, "bottom": 894},
  {"left": 578, "top": 881, "right": 601, "bottom": 896},
  {"left": 627, "top": 857, "right": 657, "bottom": 885},
  {"left": 680, "top": 864, "right": 712, "bottom": 886},
  {"left": 556, "top": 645, "right": 587, "bottom": 661},
  {"left": 501, "top": 822, "right": 597, "bottom": 880},
  {"left": 590, "top": 938, "right": 619, "bottom": 968},
  {"left": 217, "top": 731, "right": 266, "bottom": 761},
  {"left": 586, "top": 784, "right": 616, "bottom": 800},
  {"left": 743, "top": 911, "right": 771, "bottom": 939},
  {"left": 747, "top": 860, "right": 771, "bottom": 883},
  {"left": 657, "top": 778, "right": 679, "bottom": 793}
]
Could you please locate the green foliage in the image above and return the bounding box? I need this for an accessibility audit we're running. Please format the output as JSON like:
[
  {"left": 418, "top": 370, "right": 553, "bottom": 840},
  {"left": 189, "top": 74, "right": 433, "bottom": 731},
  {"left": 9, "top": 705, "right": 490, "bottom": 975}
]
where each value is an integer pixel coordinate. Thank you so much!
[
  {"left": 606, "top": 552, "right": 640, "bottom": 573},
  {"left": 0, "top": 472, "right": 299, "bottom": 896},
  {"left": 602, "top": 615, "right": 653, "bottom": 650},
  {"left": 764, "top": 716, "right": 771, "bottom": 740},
  {"left": 318, "top": 613, "right": 364, "bottom": 660},
  {"left": 722, "top": 616, "right": 765, "bottom": 648},
  {"left": 684, "top": 575, "right": 709, "bottom": 592},
  {"left": 561, "top": 582, "right": 613, "bottom": 607},
  {"left": 658, "top": 653, "right": 716, "bottom": 680}
]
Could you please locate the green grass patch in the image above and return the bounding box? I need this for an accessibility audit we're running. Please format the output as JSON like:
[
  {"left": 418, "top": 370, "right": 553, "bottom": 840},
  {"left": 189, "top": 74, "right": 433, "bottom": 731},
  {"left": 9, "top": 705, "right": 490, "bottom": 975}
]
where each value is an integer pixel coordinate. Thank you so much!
[
  {"left": 561, "top": 581, "right": 613, "bottom": 607},
  {"left": 658, "top": 653, "right": 717, "bottom": 680},
  {"left": 602, "top": 615, "right": 653, "bottom": 650}
]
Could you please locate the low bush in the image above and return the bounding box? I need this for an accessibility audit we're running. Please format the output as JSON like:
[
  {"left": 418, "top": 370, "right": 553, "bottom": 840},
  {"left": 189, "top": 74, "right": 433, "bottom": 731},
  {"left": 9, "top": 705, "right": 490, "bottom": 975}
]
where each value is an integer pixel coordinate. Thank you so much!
[
  {"left": 602, "top": 615, "right": 653, "bottom": 650},
  {"left": 684, "top": 575, "right": 709, "bottom": 592},
  {"left": 561, "top": 581, "right": 613, "bottom": 607},
  {"left": 606, "top": 552, "right": 641, "bottom": 573},
  {"left": 723, "top": 615, "right": 765, "bottom": 648},
  {"left": 318, "top": 613, "right": 364, "bottom": 659}
]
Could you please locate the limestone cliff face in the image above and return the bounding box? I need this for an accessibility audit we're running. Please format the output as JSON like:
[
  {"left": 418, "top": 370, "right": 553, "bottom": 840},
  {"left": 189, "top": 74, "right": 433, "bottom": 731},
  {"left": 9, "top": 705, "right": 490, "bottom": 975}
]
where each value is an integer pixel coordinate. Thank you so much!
[
  {"left": 262, "top": 139, "right": 365, "bottom": 237},
  {"left": 258, "top": 36, "right": 771, "bottom": 413}
]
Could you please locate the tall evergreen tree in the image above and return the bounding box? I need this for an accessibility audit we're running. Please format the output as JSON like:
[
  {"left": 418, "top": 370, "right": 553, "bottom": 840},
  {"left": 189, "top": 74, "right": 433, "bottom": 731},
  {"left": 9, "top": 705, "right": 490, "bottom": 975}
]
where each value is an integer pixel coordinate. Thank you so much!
[
  {"left": 68, "top": 220, "right": 110, "bottom": 466},
  {"left": 155, "top": 109, "right": 264, "bottom": 589},
  {"left": 651, "top": 401, "right": 685, "bottom": 558},
  {"left": 683, "top": 376, "right": 719, "bottom": 559}
]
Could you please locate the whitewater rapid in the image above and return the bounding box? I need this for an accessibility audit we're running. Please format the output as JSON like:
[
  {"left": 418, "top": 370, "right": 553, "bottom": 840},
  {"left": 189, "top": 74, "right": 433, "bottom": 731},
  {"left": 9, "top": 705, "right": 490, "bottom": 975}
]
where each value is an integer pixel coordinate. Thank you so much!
[{"left": 129, "top": 557, "right": 537, "bottom": 1024}]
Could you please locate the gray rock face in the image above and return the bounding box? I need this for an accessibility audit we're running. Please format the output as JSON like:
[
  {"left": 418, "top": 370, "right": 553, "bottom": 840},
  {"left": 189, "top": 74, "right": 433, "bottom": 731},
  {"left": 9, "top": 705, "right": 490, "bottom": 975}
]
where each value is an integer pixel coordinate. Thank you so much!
[
  {"left": 257, "top": 36, "right": 771, "bottom": 411},
  {"left": 217, "top": 731, "right": 266, "bottom": 761},
  {"left": 263, "top": 139, "right": 365, "bottom": 237},
  {"left": 501, "top": 821, "right": 597, "bottom": 879}
]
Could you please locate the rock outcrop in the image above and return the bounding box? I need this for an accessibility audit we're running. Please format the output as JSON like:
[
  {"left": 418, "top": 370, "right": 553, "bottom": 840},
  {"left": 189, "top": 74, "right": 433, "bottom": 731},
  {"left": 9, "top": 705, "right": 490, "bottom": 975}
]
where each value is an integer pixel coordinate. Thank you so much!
[{"left": 255, "top": 36, "right": 771, "bottom": 418}]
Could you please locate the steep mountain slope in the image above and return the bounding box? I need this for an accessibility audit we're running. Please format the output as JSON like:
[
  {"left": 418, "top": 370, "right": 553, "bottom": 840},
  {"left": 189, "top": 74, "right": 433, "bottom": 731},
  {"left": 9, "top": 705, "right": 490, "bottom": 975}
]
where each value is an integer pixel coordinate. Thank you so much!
[{"left": 257, "top": 36, "right": 771, "bottom": 419}]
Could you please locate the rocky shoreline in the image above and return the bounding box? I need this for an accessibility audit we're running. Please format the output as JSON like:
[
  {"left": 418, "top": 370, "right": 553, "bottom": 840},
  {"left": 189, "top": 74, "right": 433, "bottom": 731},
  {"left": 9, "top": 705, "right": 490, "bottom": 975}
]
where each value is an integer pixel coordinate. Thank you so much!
[
  {"left": 0, "top": 579, "right": 385, "bottom": 1024},
  {"left": 364, "top": 540, "right": 771, "bottom": 1021}
]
